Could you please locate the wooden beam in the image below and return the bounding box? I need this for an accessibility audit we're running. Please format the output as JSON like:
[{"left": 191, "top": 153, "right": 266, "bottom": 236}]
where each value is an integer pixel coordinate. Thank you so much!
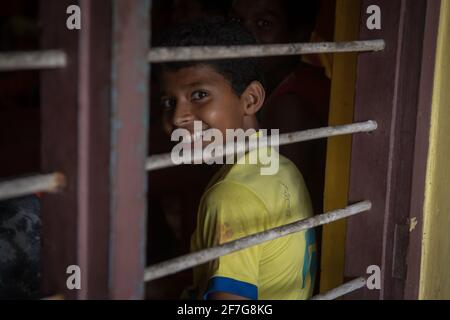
[
  {"left": 345, "top": 0, "right": 440, "bottom": 299},
  {"left": 109, "top": 0, "right": 150, "bottom": 299},
  {"left": 40, "top": 0, "right": 80, "bottom": 299},
  {"left": 40, "top": 0, "right": 150, "bottom": 299},
  {"left": 77, "top": 0, "right": 113, "bottom": 299}
]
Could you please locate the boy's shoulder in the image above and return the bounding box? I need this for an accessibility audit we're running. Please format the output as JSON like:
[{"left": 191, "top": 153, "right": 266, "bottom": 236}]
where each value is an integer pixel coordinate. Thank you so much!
[
  {"left": 201, "top": 149, "right": 311, "bottom": 218},
  {"left": 225, "top": 149, "right": 305, "bottom": 192}
]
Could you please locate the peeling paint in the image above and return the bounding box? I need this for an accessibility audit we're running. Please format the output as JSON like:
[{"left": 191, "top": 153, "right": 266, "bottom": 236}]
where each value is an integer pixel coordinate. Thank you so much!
[{"left": 409, "top": 217, "right": 418, "bottom": 232}]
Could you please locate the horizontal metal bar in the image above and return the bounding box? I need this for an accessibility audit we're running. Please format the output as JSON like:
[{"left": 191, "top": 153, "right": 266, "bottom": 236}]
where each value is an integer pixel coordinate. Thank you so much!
[
  {"left": 42, "top": 280, "right": 367, "bottom": 300},
  {"left": 144, "top": 201, "right": 372, "bottom": 282},
  {"left": 310, "top": 277, "right": 367, "bottom": 300},
  {"left": 148, "top": 40, "right": 385, "bottom": 63},
  {"left": 146, "top": 120, "right": 378, "bottom": 171},
  {"left": 0, "top": 50, "right": 67, "bottom": 71},
  {"left": 0, "top": 173, "right": 66, "bottom": 201}
]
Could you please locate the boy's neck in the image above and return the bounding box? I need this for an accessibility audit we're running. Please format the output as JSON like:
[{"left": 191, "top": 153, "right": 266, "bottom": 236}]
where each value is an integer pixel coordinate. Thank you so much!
[{"left": 243, "top": 116, "right": 260, "bottom": 131}]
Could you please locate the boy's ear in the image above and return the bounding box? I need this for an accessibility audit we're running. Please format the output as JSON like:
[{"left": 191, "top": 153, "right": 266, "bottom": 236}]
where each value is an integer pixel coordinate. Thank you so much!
[{"left": 241, "top": 81, "right": 265, "bottom": 116}]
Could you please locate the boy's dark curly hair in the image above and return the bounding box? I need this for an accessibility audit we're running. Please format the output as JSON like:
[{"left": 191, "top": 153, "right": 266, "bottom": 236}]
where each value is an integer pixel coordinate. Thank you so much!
[{"left": 155, "top": 17, "right": 266, "bottom": 96}]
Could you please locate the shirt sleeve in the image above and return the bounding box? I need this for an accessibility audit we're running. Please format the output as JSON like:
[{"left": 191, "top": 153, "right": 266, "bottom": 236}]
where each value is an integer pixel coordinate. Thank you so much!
[{"left": 196, "top": 181, "right": 268, "bottom": 300}]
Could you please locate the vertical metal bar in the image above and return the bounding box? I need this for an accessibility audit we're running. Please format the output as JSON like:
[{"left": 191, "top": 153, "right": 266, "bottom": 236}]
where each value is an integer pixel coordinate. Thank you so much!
[
  {"left": 109, "top": 0, "right": 150, "bottom": 299},
  {"left": 40, "top": 0, "right": 79, "bottom": 299},
  {"left": 77, "top": 0, "right": 113, "bottom": 299}
]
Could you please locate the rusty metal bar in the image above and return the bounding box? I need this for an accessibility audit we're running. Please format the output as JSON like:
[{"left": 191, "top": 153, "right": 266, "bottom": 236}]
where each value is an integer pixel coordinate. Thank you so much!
[
  {"left": 144, "top": 201, "right": 372, "bottom": 282},
  {"left": 0, "top": 173, "right": 65, "bottom": 201},
  {"left": 0, "top": 50, "right": 67, "bottom": 71},
  {"left": 0, "top": 40, "right": 385, "bottom": 71},
  {"left": 148, "top": 40, "right": 385, "bottom": 63},
  {"left": 146, "top": 121, "right": 377, "bottom": 171},
  {"left": 311, "top": 277, "right": 367, "bottom": 300}
]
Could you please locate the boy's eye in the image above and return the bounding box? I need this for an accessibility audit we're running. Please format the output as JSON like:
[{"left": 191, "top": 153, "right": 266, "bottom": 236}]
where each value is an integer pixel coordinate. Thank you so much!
[
  {"left": 256, "top": 19, "right": 271, "bottom": 29},
  {"left": 191, "top": 91, "right": 209, "bottom": 101},
  {"left": 230, "top": 16, "right": 241, "bottom": 24},
  {"left": 161, "top": 98, "right": 175, "bottom": 110}
]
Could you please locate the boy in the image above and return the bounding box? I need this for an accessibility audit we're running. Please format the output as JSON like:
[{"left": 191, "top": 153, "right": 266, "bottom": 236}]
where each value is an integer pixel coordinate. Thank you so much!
[
  {"left": 157, "top": 18, "right": 317, "bottom": 300},
  {"left": 231, "top": 0, "right": 330, "bottom": 215}
]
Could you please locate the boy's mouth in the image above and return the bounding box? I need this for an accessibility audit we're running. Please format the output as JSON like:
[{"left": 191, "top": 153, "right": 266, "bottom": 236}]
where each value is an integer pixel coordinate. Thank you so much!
[
  {"left": 181, "top": 130, "right": 204, "bottom": 144},
  {"left": 179, "top": 127, "right": 214, "bottom": 145}
]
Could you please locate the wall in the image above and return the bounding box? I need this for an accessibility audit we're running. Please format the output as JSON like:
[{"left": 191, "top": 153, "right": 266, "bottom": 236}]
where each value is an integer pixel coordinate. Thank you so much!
[
  {"left": 419, "top": 0, "right": 450, "bottom": 300},
  {"left": 319, "top": 0, "right": 360, "bottom": 292}
]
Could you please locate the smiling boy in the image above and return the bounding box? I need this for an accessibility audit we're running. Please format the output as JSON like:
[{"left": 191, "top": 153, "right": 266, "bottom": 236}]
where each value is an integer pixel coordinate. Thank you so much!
[{"left": 157, "top": 18, "right": 317, "bottom": 300}]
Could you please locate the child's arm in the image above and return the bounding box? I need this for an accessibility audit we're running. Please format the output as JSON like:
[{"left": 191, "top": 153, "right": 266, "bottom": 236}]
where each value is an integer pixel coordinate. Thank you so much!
[{"left": 195, "top": 182, "right": 267, "bottom": 300}]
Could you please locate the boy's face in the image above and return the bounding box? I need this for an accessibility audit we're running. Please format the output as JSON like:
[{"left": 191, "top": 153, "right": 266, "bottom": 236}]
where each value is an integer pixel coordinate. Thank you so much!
[
  {"left": 231, "top": 0, "right": 303, "bottom": 89},
  {"left": 160, "top": 65, "right": 250, "bottom": 146},
  {"left": 231, "top": 0, "right": 292, "bottom": 45}
]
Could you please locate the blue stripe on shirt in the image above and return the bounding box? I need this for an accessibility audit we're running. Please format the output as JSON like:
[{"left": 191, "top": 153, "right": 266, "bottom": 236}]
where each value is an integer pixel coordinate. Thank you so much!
[{"left": 204, "top": 276, "right": 258, "bottom": 300}]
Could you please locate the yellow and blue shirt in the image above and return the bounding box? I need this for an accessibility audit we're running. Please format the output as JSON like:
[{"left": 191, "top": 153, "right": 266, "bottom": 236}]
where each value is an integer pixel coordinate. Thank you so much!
[{"left": 189, "top": 142, "right": 317, "bottom": 300}]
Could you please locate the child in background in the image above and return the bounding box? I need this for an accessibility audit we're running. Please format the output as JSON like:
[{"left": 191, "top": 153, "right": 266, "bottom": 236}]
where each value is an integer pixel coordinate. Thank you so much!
[{"left": 231, "top": 0, "right": 330, "bottom": 215}]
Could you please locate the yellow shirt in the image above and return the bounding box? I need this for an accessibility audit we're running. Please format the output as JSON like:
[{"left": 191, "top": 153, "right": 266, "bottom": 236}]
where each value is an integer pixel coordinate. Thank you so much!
[{"left": 190, "top": 142, "right": 317, "bottom": 300}]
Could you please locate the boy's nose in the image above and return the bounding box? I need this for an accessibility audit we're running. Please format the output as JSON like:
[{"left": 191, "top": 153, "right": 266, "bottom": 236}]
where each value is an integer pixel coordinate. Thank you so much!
[{"left": 172, "top": 101, "right": 195, "bottom": 128}]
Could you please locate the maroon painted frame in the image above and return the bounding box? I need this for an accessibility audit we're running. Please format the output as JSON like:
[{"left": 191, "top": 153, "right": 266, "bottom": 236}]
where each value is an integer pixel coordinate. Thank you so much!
[
  {"left": 344, "top": 0, "right": 441, "bottom": 300},
  {"left": 40, "top": 0, "right": 80, "bottom": 299},
  {"left": 40, "top": 0, "right": 149, "bottom": 299}
]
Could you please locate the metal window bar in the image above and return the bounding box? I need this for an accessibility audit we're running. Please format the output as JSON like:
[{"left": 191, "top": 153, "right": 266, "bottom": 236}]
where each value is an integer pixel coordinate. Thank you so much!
[
  {"left": 45, "top": 277, "right": 367, "bottom": 300},
  {"left": 0, "top": 173, "right": 66, "bottom": 201},
  {"left": 144, "top": 201, "right": 371, "bottom": 282},
  {"left": 0, "top": 40, "right": 385, "bottom": 72},
  {"left": 45, "top": 277, "right": 366, "bottom": 300},
  {"left": 310, "top": 277, "right": 367, "bottom": 300},
  {"left": 146, "top": 120, "right": 378, "bottom": 171},
  {"left": 0, "top": 50, "right": 67, "bottom": 71},
  {"left": 148, "top": 40, "right": 385, "bottom": 63},
  {"left": 0, "top": 127, "right": 376, "bottom": 233}
]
